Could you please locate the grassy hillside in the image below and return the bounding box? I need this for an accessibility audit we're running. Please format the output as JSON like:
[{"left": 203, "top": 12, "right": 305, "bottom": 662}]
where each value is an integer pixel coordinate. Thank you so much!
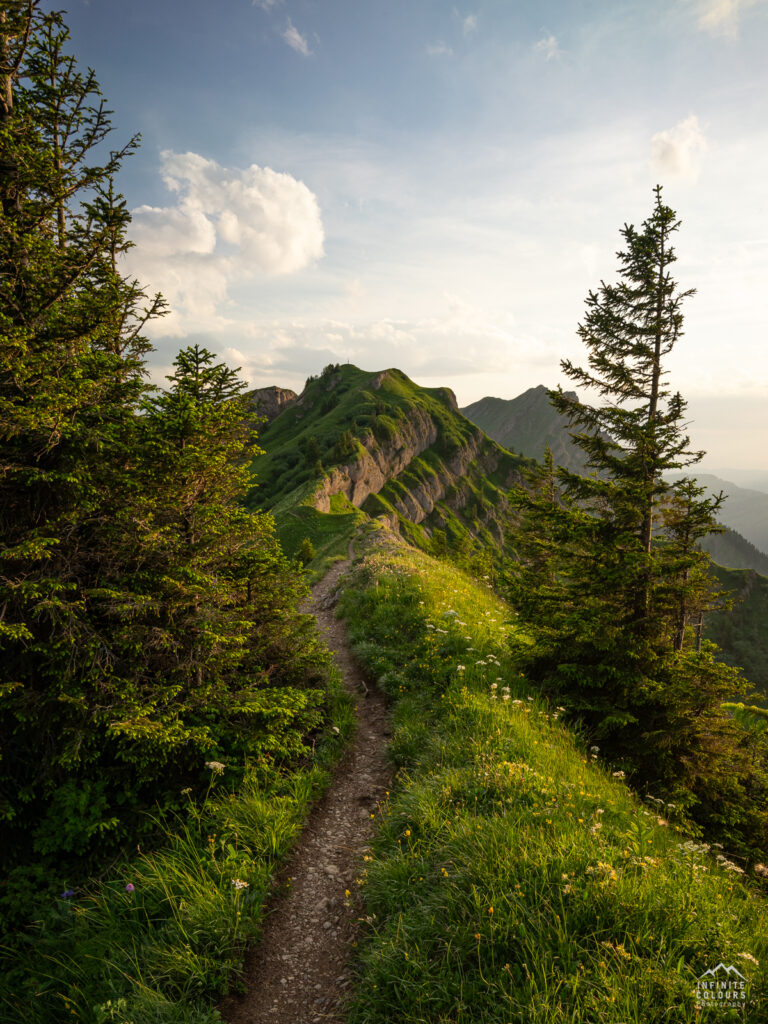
[
  {"left": 338, "top": 529, "right": 768, "bottom": 1023},
  {"left": 249, "top": 363, "right": 529, "bottom": 572}
]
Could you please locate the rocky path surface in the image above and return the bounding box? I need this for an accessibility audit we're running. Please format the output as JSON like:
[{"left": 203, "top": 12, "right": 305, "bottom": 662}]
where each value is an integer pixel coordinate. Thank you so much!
[{"left": 219, "top": 545, "right": 391, "bottom": 1024}]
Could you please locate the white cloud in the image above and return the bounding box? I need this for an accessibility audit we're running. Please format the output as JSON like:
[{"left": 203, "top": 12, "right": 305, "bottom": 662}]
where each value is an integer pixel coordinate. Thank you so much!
[
  {"left": 534, "top": 32, "right": 561, "bottom": 61},
  {"left": 127, "top": 151, "right": 324, "bottom": 335},
  {"left": 463, "top": 14, "right": 478, "bottom": 36},
  {"left": 252, "top": 0, "right": 280, "bottom": 9},
  {"left": 650, "top": 114, "right": 707, "bottom": 183},
  {"left": 695, "top": 0, "right": 763, "bottom": 37},
  {"left": 426, "top": 41, "right": 454, "bottom": 57},
  {"left": 282, "top": 18, "right": 311, "bottom": 56}
]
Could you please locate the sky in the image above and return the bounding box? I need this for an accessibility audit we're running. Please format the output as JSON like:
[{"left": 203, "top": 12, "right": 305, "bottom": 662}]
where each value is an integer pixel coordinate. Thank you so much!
[{"left": 55, "top": 0, "right": 768, "bottom": 470}]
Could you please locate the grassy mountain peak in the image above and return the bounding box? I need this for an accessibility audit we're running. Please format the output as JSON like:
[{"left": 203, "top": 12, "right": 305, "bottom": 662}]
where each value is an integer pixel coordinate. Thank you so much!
[{"left": 249, "top": 362, "right": 530, "bottom": 572}]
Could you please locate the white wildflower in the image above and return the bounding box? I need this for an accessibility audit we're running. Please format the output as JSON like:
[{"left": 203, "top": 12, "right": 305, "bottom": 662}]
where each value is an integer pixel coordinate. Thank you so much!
[
  {"left": 737, "top": 952, "right": 759, "bottom": 965},
  {"left": 206, "top": 761, "right": 225, "bottom": 774}
]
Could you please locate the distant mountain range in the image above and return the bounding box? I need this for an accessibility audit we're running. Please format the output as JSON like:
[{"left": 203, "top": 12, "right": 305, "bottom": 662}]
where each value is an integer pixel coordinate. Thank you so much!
[
  {"left": 462, "top": 386, "right": 768, "bottom": 566},
  {"left": 667, "top": 473, "right": 768, "bottom": 557},
  {"left": 461, "top": 386, "right": 591, "bottom": 475}
]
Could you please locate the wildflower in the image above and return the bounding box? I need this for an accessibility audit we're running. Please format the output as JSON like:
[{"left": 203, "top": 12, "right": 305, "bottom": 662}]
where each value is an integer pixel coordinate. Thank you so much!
[
  {"left": 181, "top": 787, "right": 192, "bottom": 795},
  {"left": 590, "top": 746, "right": 599, "bottom": 753},
  {"left": 488, "top": 906, "right": 494, "bottom": 915},
  {"left": 512, "top": 699, "right": 523, "bottom": 706},
  {"left": 331, "top": 725, "right": 340, "bottom": 734},
  {"left": 231, "top": 878, "right": 248, "bottom": 890},
  {"left": 345, "top": 889, "right": 351, "bottom": 898},
  {"left": 612, "top": 770, "right": 625, "bottom": 778},
  {"left": 205, "top": 761, "right": 225, "bottom": 774},
  {"left": 503, "top": 694, "right": 510, "bottom": 701},
  {"left": 490, "top": 682, "right": 498, "bottom": 689},
  {"left": 61, "top": 889, "right": 75, "bottom": 899},
  {"left": 125, "top": 883, "right": 135, "bottom": 893},
  {"left": 457, "top": 665, "right": 465, "bottom": 672},
  {"left": 404, "top": 829, "right": 411, "bottom": 836},
  {"left": 737, "top": 952, "right": 759, "bottom": 965},
  {"left": 474, "top": 932, "right": 482, "bottom": 940},
  {"left": 753, "top": 863, "right": 768, "bottom": 878},
  {"left": 557, "top": 706, "right": 566, "bottom": 712},
  {"left": 563, "top": 884, "right": 572, "bottom": 894}
]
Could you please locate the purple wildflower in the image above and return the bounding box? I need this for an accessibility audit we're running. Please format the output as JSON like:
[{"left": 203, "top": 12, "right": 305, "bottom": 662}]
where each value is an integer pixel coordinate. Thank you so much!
[
  {"left": 61, "top": 889, "right": 75, "bottom": 899},
  {"left": 125, "top": 882, "right": 135, "bottom": 893}
]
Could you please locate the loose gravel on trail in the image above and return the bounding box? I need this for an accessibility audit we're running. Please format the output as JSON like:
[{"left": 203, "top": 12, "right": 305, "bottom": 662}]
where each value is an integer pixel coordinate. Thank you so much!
[{"left": 219, "top": 548, "right": 392, "bottom": 1024}]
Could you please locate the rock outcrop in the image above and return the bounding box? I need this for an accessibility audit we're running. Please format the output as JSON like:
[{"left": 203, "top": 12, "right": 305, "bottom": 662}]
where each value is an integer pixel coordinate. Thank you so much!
[
  {"left": 247, "top": 386, "right": 298, "bottom": 424},
  {"left": 312, "top": 405, "right": 439, "bottom": 513}
]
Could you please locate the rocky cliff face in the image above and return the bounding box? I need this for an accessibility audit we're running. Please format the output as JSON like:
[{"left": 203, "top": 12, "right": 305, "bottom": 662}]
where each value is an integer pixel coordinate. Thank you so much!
[
  {"left": 309, "top": 399, "right": 522, "bottom": 546},
  {"left": 311, "top": 405, "right": 439, "bottom": 513},
  {"left": 247, "top": 386, "right": 298, "bottom": 424}
]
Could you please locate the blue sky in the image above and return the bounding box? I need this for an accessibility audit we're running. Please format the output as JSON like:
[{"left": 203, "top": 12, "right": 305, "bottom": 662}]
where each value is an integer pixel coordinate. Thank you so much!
[{"left": 60, "top": 0, "right": 768, "bottom": 468}]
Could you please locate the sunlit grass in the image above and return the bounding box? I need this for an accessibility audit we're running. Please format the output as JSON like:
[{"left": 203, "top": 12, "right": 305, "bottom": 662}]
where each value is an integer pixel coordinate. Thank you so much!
[{"left": 338, "top": 538, "right": 768, "bottom": 1023}]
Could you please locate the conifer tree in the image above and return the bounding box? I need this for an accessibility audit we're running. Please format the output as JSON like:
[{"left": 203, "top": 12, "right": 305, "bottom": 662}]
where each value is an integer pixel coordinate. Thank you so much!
[
  {"left": 509, "top": 189, "right": 760, "bottom": 837},
  {"left": 0, "top": 8, "right": 328, "bottom": 914}
]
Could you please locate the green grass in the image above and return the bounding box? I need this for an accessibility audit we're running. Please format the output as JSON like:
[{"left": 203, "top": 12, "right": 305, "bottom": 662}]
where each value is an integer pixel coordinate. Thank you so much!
[
  {"left": 1, "top": 671, "right": 355, "bottom": 1024},
  {"left": 272, "top": 495, "right": 366, "bottom": 582},
  {"left": 337, "top": 532, "right": 768, "bottom": 1023}
]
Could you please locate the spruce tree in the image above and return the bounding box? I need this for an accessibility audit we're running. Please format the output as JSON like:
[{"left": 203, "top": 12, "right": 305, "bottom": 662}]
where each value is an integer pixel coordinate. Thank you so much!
[
  {"left": 0, "top": 8, "right": 329, "bottom": 917},
  {"left": 509, "top": 189, "right": 761, "bottom": 842}
]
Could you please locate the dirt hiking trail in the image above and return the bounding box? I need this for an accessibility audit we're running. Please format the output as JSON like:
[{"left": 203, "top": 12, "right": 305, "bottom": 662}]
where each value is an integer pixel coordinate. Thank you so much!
[{"left": 219, "top": 544, "right": 392, "bottom": 1024}]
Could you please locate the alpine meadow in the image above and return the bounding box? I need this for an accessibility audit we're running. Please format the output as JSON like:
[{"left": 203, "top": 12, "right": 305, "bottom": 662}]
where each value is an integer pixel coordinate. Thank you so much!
[{"left": 2, "top": 3, "right": 768, "bottom": 1023}]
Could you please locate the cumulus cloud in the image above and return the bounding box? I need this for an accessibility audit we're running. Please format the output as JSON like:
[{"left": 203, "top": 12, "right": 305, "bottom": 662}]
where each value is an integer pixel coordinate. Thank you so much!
[
  {"left": 534, "top": 32, "right": 561, "bottom": 60},
  {"left": 650, "top": 114, "right": 707, "bottom": 183},
  {"left": 127, "top": 151, "right": 324, "bottom": 335},
  {"left": 695, "top": 0, "right": 763, "bottom": 37},
  {"left": 282, "top": 18, "right": 311, "bottom": 55},
  {"left": 426, "top": 41, "right": 454, "bottom": 57}
]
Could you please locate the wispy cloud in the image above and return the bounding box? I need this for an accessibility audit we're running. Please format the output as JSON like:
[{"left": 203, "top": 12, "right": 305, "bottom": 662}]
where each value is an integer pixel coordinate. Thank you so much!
[
  {"left": 426, "top": 41, "right": 454, "bottom": 57},
  {"left": 252, "top": 0, "right": 280, "bottom": 9},
  {"left": 534, "top": 32, "right": 562, "bottom": 61},
  {"left": 695, "top": 0, "right": 763, "bottom": 38},
  {"left": 650, "top": 114, "right": 707, "bottom": 183},
  {"left": 462, "top": 14, "right": 478, "bottom": 36},
  {"left": 282, "top": 18, "right": 312, "bottom": 56}
]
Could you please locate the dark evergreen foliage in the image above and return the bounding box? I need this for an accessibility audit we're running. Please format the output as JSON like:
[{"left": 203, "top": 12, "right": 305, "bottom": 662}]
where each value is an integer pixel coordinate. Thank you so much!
[
  {"left": 506, "top": 190, "right": 768, "bottom": 855},
  {"left": 0, "top": 6, "right": 327, "bottom": 927}
]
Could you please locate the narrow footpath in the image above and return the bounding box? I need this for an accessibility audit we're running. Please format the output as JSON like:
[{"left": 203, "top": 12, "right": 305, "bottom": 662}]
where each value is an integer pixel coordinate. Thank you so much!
[{"left": 219, "top": 544, "right": 392, "bottom": 1024}]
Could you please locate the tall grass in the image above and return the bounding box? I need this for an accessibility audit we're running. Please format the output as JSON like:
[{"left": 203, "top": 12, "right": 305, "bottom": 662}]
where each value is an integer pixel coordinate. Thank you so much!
[
  {"left": 1, "top": 670, "right": 355, "bottom": 1024},
  {"left": 338, "top": 536, "right": 768, "bottom": 1023}
]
